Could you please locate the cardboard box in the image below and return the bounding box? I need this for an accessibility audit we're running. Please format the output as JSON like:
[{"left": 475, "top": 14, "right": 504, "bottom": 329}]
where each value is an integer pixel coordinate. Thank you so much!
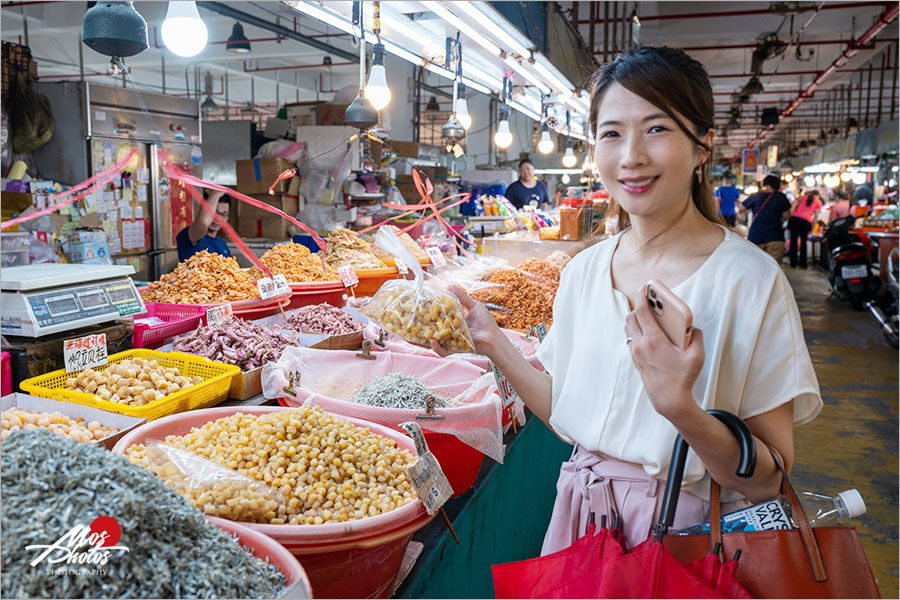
[
  {"left": 1, "top": 393, "right": 145, "bottom": 450},
  {"left": 316, "top": 102, "right": 350, "bottom": 126},
  {"left": 237, "top": 194, "right": 300, "bottom": 240},
  {"left": 236, "top": 157, "right": 294, "bottom": 195},
  {"left": 286, "top": 102, "right": 318, "bottom": 127},
  {"left": 390, "top": 141, "right": 419, "bottom": 158}
]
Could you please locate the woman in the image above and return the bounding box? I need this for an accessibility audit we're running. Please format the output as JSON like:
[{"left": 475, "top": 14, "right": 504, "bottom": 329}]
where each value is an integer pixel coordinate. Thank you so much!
[
  {"left": 787, "top": 190, "right": 823, "bottom": 268},
  {"left": 742, "top": 175, "right": 793, "bottom": 264},
  {"left": 434, "top": 47, "right": 822, "bottom": 552},
  {"left": 829, "top": 190, "right": 852, "bottom": 221}
]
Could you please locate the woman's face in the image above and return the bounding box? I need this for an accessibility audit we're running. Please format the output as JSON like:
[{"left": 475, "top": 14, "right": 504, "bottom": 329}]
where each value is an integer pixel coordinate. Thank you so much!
[{"left": 593, "top": 82, "right": 712, "bottom": 220}]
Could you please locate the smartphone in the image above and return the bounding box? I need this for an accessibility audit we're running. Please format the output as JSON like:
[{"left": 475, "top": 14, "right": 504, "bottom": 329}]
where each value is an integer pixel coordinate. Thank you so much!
[{"left": 645, "top": 280, "right": 693, "bottom": 349}]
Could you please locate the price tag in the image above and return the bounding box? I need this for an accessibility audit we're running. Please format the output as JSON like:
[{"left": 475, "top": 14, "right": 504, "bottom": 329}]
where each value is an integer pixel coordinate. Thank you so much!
[
  {"left": 206, "top": 304, "right": 233, "bottom": 327},
  {"left": 491, "top": 361, "right": 519, "bottom": 410},
  {"left": 64, "top": 334, "right": 108, "bottom": 374},
  {"left": 257, "top": 277, "right": 277, "bottom": 299},
  {"left": 395, "top": 257, "right": 409, "bottom": 275},
  {"left": 426, "top": 247, "right": 447, "bottom": 267},
  {"left": 533, "top": 322, "right": 548, "bottom": 342},
  {"left": 257, "top": 274, "right": 290, "bottom": 299},
  {"left": 273, "top": 273, "right": 291, "bottom": 296},
  {"left": 399, "top": 422, "right": 453, "bottom": 515},
  {"left": 338, "top": 266, "right": 359, "bottom": 288}
]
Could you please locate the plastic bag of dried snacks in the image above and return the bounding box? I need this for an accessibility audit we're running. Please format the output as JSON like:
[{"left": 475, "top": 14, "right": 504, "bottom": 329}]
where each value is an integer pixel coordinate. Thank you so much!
[{"left": 363, "top": 228, "right": 475, "bottom": 353}]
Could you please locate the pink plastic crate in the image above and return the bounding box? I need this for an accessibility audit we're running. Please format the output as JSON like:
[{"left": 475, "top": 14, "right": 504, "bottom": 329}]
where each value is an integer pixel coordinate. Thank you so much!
[
  {"left": 1, "top": 351, "right": 11, "bottom": 396},
  {"left": 132, "top": 303, "right": 208, "bottom": 349}
]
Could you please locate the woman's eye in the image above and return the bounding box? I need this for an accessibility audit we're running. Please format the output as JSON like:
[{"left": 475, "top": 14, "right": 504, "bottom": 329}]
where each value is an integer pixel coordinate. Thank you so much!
[
  {"left": 599, "top": 131, "right": 619, "bottom": 139},
  {"left": 648, "top": 125, "right": 668, "bottom": 134}
]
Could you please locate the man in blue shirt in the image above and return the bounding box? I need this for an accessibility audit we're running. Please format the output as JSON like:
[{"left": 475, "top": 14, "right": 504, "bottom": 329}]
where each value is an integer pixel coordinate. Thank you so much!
[
  {"left": 714, "top": 177, "right": 740, "bottom": 227},
  {"left": 504, "top": 158, "right": 550, "bottom": 210},
  {"left": 742, "top": 174, "right": 792, "bottom": 264},
  {"left": 176, "top": 190, "right": 232, "bottom": 262}
]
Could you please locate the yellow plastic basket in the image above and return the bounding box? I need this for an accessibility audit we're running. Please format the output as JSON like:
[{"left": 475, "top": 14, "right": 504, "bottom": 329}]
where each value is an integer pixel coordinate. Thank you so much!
[{"left": 20, "top": 349, "right": 241, "bottom": 421}]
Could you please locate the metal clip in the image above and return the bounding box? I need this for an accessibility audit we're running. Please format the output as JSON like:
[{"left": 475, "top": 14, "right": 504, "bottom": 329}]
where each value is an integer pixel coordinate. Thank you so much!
[
  {"left": 374, "top": 328, "right": 388, "bottom": 348},
  {"left": 282, "top": 370, "right": 300, "bottom": 396},
  {"left": 356, "top": 339, "right": 376, "bottom": 360},
  {"left": 416, "top": 395, "right": 444, "bottom": 421},
  {"left": 522, "top": 326, "right": 535, "bottom": 340}
]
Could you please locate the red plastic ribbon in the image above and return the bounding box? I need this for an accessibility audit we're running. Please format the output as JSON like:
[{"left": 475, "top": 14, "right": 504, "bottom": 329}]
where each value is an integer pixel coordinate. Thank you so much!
[
  {"left": 162, "top": 155, "right": 328, "bottom": 255},
  {"left": 409, "top": 169, "right": 473, "bottom": 260},
  {"left": 268, "top": 168, "right": 297, "bottom": 195},
  {"left": 0, "top": 148, "right": 136, "bottom": 231}
]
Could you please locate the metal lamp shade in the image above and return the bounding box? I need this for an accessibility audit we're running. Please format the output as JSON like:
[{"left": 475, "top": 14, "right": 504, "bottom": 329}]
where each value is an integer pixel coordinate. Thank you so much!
[
  {"left": 226, "top": 22, "right": 251, "bottom": 53},
  {"left": 344, "top": 95, "right": 379, "bottom": 130},
  {"left": 201, "top": 96, "right": 218, "bottom": 112},
  {"left": 441, "top": 115, "right": 466, "bottom": 143},
  {"left": 82, "top": 1, "right": 148, "bottom": 58}
]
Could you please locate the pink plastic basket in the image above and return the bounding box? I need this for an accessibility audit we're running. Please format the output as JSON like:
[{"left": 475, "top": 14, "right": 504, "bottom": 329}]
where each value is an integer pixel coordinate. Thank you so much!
[
  {"left": 1, "top": 351, "right": 11, "bottom": 396},
  {"left": 132, "top": 303, "right": 208, "bottom": 349}
]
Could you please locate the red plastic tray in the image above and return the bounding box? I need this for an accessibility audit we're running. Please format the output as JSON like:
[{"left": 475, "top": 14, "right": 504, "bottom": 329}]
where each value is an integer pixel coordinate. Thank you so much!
[
  {"left": 1, "top": 351, "right": 11, "bottom": 396},
  {"left": 288, "top": 281, "right": 348, "bottom": 310},
  {"left": 132, "top": 303, "right": 207, "bottom": 349}
]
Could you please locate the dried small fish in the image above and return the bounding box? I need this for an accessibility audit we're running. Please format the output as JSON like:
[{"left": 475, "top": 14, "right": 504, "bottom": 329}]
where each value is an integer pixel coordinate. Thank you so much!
[
  {"left": 1, "top": 429, "right": 285, "bottom": 599},
  {"left": 348, "top": 373, "right": 448, "bottom": 410}
]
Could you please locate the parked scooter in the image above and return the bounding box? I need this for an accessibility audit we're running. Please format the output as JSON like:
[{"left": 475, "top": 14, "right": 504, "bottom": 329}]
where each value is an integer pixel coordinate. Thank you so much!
[
  {"left": 866, "top": 247, "right": 899, "bottom": 349},
  {"left": 820, "top": 216, "right": 878, "bottom": 310}
]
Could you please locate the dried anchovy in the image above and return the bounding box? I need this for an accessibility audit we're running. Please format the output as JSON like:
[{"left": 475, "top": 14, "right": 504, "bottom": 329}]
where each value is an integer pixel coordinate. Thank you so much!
[
  {"left": 282, "top": 303, "right": 363, "bottom": 336},
  {"left": 348, "top": 373, "right": 448, "bottom": 409},
  {"left": 1, "top": 429, "right": 286, "bottom": 599},
  {"left": 173, "top": 318, "right": 299, "bottom": 371}
]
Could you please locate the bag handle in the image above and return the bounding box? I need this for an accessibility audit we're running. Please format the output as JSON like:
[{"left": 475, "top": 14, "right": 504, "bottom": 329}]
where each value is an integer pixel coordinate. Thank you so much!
[
  {"left": 707, "top": 448, "right": 828, "bottom": 581},
  {"left": 654, "top": 410, "right": 756, "bottom": 542}
]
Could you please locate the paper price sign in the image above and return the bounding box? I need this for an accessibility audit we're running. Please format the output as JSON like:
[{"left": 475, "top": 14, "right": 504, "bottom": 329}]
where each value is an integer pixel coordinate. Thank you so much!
[
  {"left": 399, "top": 422, "right": 452, "bottom": 515},
  {"left": 206, "top": 304, "right": 233, "bottom": 327},
  {"left": 338, "top": 266, "right": 359, "bottom": 288},
  {"left": 491, "top": 361, "right": 519, "bottom": 410},
  {"left": 426, "top": 247, "right": 447, "bottom": 267},
  {"left": 273, "top": 273, "right": 290, "bottom": 295},
  {"left": 64, "top": 334, "right": 108, "bottom": 374}
]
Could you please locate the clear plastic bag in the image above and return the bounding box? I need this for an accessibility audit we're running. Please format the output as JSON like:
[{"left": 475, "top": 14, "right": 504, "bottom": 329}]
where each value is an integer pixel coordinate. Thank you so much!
[
  {"left": 143, "top": 441, "right": 283, "bottom": 522},
  {"left": 362, "top": 228, "right": 475, "bottom": 353}
]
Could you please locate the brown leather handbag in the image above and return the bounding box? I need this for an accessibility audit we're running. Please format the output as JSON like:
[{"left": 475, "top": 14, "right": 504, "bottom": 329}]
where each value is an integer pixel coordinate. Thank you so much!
[{"left": 656, "top": 411, "right": 881, "bottom": 599}]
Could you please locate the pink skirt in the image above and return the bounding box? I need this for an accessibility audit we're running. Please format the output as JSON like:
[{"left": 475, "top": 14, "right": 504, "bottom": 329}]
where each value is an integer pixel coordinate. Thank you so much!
[{"left": 541, "top": 445, "right": 751, "bottom": 555}]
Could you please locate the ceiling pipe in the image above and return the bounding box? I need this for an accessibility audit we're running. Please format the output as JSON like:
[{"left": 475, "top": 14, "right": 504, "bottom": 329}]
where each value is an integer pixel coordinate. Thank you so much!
[
  {"left": 709, "top": 67, "right": 886, "bottom": 78},
  {"left": 745, "top": 2, "right": 899, "bottom": 149},
  {"left": 648, "top": 37, "right": 898, "bottom": 53},
  {"left": 195, "top": 1, "right": 357, "bottom": 62},
  {"left": 576, "top": 2, "right": 891, "bottom": 24},
  {"left": 243, "top": 60, "right": 354, "bottom": 73}
]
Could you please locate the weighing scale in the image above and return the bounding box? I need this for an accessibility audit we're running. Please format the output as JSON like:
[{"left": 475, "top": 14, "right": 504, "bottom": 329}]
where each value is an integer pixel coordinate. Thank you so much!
[{"left": 1, "top": 264, "right": 145, "bottom": 338}]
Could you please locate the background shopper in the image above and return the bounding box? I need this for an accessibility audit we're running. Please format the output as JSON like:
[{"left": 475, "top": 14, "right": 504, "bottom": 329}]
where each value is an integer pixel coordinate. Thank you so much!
[
  {"left": 505, "top": 158, "right": 550, "bottom": 210},
  {"left": 788, "top": 190, "right": 823, "bottom": 268},
  {"left": 742, "top": 175, "right": 792, "bottom": 264},
  {"left": 830, "top": 190, "right": 852, "bottom": 221},
  {"left": 714, "top": 176, "right": 740, "bottom": 227}
]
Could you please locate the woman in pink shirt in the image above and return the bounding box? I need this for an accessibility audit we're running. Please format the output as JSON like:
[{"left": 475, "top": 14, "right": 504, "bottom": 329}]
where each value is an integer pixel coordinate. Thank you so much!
[
  {"left": 788, "top": 189, "right": 823, "bottom": 268},
  {"left": 829, "top": 190, "right": 852, "bottom": 221}
]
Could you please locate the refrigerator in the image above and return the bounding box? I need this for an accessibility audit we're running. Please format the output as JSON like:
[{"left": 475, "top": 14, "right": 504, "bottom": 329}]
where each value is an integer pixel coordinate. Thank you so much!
[{"left": 31, "top": 82, "right": 202, "bottom": 281}]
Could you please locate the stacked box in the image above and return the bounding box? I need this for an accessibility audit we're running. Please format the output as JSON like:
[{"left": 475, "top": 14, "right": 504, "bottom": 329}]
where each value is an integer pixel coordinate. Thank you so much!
[{"left": 237, "top": 194, "right": 300, "bottom": 240}]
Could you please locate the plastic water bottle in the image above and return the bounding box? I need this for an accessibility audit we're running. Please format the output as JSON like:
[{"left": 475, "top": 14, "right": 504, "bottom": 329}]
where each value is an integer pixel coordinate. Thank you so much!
[{"left": 673, "top": 489, "right": 866, "bottom": 535}]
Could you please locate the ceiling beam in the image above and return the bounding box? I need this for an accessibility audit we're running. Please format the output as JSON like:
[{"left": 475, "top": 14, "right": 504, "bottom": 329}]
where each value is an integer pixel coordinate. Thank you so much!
[{"left": 576, "top": 2, "right": 892, "bottom": 24}]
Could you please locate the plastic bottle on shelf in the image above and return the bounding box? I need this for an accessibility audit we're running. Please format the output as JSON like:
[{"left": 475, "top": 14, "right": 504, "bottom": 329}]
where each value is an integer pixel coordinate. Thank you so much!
[{"left": 673, "top": 489, "right": 866, "bottom": 535}]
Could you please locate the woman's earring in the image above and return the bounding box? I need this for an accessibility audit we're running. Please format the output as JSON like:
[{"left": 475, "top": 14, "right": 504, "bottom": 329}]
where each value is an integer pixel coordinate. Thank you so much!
[{"left": 695, "top": 167, "right": 703, "bottom": 184}]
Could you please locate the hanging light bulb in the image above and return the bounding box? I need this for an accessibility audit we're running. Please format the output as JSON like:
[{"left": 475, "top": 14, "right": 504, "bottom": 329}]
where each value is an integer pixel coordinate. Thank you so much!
[
  {"left": 562, "top": 143, "right": 577, "bottom": 168},
  {"left": 494, "top": 107, "right": 513, "bottom": 149},
  {"left": 537, "top": 125, "right": 554, "bottom": 154},
  {"left": 839, "top": 171, "right": 853, "bottom": 182},
  {"left": 364, "top": 42, "right": 391, "bottom": 111},
  {"left": 804, "top": 175, "right": 816, "bottom": 187},
  {"left": 784, "top": 173, "right": 794, "bottom": 183},
  {"left": 161, "top": 1, "right": 207, "bottom": 57},
  {"left": 561, "top": 174, "right": 571, "bottom": 184},
  {"left": 851, "top": 172, "right": 868, "bottom": 185},
  {"left": 455, "top": 82, "right": 471, "bottom": 130}
]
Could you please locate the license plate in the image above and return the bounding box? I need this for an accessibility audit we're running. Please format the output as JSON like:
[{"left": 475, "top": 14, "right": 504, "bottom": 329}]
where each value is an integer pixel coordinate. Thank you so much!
[{"left": 841, "top": 265, "right": 868, "bottom": 279}]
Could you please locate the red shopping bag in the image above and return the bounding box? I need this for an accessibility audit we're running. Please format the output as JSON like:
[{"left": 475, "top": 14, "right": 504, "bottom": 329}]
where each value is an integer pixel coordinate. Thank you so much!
[{"left": 492, "top": 524, "right": 623, "bottom": 599}]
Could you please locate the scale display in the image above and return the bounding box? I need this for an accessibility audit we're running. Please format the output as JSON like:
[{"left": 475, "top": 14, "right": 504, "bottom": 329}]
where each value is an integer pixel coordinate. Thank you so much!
[{"left": 1, "top": 265, "right": 144, "bottom": 338}]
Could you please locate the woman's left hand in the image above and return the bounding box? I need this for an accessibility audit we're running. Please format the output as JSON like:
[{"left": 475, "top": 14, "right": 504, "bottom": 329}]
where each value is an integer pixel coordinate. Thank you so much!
[{"left": 624, "top": 285, "right": 706, "bottom": 419}]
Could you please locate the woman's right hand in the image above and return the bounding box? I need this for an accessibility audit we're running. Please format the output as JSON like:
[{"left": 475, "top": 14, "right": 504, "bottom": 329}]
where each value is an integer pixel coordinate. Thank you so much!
[{"left": 430, "top": 285, "right": 503, "bottom": 358}]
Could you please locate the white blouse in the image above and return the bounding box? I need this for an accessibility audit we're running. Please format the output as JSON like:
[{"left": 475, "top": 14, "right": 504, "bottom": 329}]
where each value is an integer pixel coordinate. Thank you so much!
[{"left": 536, "top": 226, "right": 822, "bottom": 499}]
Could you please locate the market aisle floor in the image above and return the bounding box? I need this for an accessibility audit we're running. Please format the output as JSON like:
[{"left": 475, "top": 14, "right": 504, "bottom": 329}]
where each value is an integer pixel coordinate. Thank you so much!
[{"left": 784, "top": 266, "right": 898, "bottom": 598}]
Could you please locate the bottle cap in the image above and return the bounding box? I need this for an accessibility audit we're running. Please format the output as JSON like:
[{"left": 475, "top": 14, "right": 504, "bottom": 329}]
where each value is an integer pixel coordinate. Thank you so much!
[{"left": 838, "top": 489, "right": 866, "bottom": 518}]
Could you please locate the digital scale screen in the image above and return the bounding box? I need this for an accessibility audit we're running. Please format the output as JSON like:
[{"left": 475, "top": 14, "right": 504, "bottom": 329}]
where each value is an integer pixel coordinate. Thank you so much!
[
  {"left": 107, "top": 286, "right": 136, "bottom": 304},
  {"left": 45, "top": 295, "right": 79, "bottom": 316},
  {"left": 78, "top": 290, "right": 109, "bottom": 309}
]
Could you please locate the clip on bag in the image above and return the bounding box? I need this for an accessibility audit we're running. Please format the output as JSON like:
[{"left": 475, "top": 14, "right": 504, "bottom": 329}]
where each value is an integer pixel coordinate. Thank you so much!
[
  {"left": 363, "top": 228, "right": 475, "bottom": 353},
  {"left": 656, "top": 413, "right": 881, "bottom": 599},
  {"left": 143, "top": 441, "right": 283, "bottom": 523}
]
